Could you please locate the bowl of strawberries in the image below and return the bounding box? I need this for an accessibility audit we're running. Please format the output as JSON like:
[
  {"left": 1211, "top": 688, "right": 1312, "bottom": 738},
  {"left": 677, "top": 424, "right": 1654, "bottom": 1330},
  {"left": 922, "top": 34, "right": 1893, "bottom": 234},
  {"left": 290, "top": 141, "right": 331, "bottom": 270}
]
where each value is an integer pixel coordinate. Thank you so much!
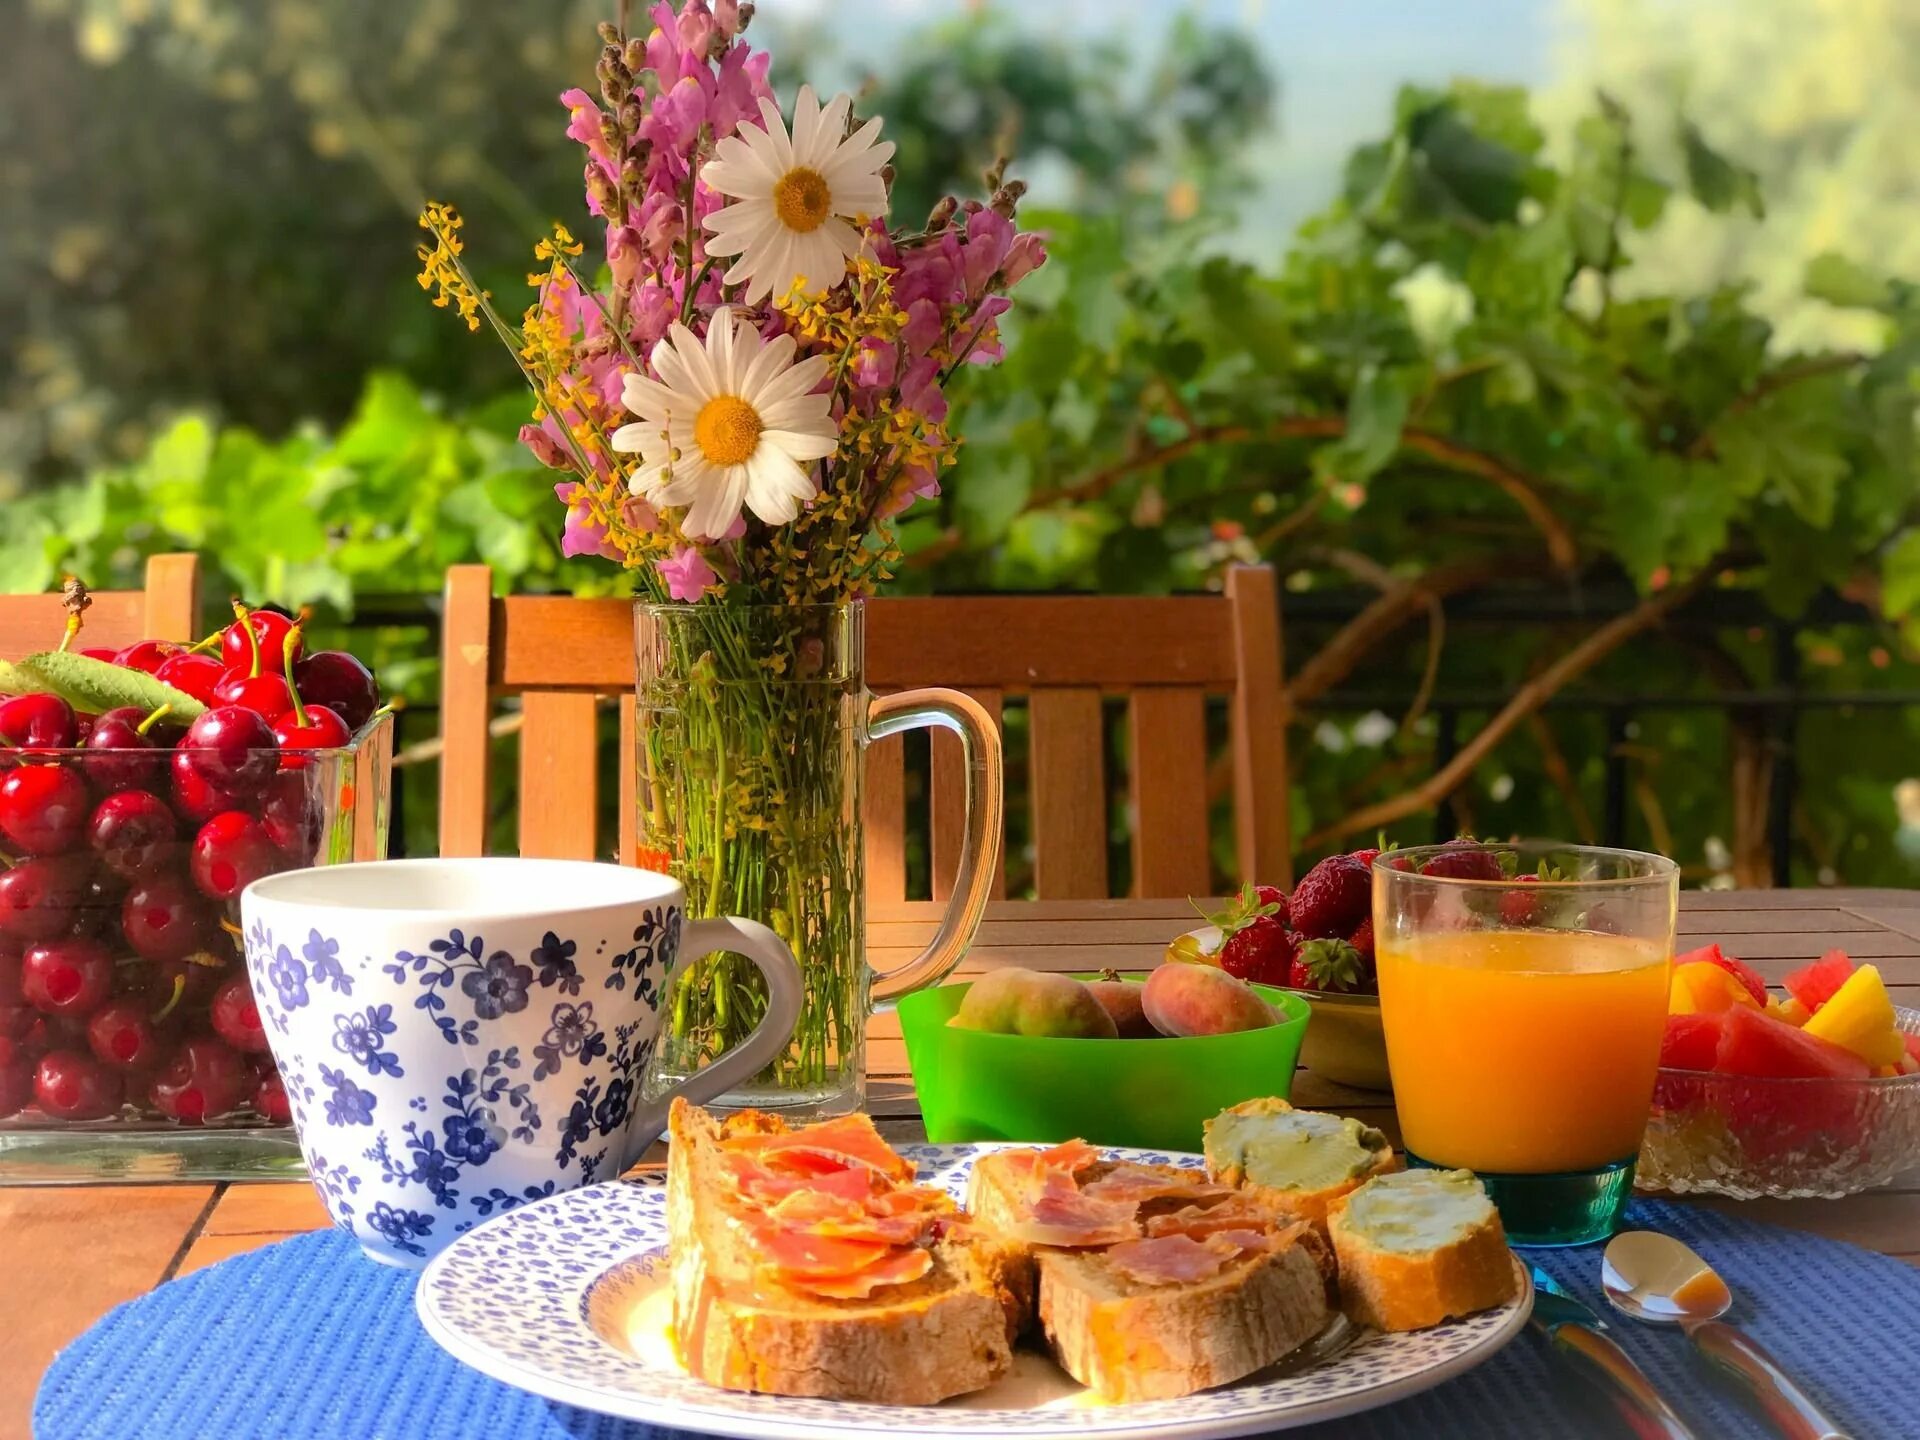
[
  {"left": 1636, "top": 944, "right": 1920, "bottom": 1199},
  {"left": 1170, "top": 843, "right": 1391, "bottom": 1091},
  {"left": 0, "top": 599, "right": 392, "bottom": 1181}
]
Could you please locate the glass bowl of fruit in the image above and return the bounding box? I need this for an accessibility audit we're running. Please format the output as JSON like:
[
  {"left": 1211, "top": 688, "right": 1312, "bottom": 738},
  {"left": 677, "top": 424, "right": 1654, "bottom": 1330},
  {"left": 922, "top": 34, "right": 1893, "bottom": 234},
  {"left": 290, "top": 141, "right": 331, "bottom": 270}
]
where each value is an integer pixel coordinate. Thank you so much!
[
  {"left": 0, "top": 604, "right": 392, "bottom": 1182},
  {"left": 1636, "top": 945, "right": 1920, "bottom": 1199},
  {"left": 1170, "top": 851, "right": 1392, "bottom": 1092}
]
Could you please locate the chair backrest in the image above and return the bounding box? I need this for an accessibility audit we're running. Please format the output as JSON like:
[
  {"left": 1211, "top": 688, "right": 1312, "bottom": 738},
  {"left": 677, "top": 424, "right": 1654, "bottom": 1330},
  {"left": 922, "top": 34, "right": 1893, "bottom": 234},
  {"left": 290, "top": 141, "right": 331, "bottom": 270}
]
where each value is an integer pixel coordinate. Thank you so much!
[
  {"left": 437, "top": 564, "right": 1291, "bottom": 895},
  {"left": 0, "top": 554, "right": 200, "bottom": 660}
]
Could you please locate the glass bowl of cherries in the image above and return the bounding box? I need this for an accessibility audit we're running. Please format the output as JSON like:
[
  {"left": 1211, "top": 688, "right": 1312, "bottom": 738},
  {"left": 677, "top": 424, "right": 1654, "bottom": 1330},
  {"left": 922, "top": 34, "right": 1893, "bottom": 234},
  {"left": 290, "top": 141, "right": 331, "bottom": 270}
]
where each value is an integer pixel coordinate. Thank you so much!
[{"left": 0, "top": 600, "right": 392, "bottom": 1181}]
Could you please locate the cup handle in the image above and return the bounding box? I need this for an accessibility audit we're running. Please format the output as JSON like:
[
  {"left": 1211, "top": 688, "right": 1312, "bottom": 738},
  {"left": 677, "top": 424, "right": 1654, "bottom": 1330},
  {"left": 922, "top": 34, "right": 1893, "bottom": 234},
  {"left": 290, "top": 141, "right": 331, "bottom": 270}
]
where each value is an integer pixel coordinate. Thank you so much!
[
  {"left": 619, "top": 916, "right": 804, "bottom": 1164},
  {"left": 866, "top": 687, "right": 1004, "bottom": 1008}
]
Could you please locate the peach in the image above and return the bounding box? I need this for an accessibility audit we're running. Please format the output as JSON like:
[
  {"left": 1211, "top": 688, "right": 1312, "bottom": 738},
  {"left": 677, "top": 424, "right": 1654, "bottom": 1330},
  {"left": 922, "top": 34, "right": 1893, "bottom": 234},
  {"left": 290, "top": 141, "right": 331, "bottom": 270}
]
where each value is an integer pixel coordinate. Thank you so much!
[
  {"left": 1086, "top": 969, "right": 1155, "bottom": 1038},
  {"left": 949, "top": 967, "right": 1118, "bottom": 1038},
  {"left": 1142, "top": 961, "right": 1279, "bottom": 1037}
]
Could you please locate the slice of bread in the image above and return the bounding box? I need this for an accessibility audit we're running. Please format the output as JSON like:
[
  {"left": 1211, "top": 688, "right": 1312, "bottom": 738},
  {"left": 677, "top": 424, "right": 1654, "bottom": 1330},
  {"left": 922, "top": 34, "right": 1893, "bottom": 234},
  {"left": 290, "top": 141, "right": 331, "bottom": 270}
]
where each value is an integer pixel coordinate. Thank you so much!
[
  {"left": 1036, "top": 1232, "right": 1330, "bottom": 1402},
  {"left": 1325, "top": 1168, "right": 1519, "bottom": 1332},
  {"left": 667, "top": 1099, "right": 1025, "bottom": 1404},
  {"left": 1203, "top": 1098, "right": 1397, "bottom": 1233}
]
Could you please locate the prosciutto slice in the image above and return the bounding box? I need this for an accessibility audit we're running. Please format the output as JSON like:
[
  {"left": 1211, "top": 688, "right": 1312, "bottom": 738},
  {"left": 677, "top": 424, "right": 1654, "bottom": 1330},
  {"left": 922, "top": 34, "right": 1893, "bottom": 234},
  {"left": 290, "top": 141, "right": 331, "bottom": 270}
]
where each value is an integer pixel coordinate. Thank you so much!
[
  {"left": 726, "top": 1115, "right": 916, "bottom": 1184},
  {"left": 996, "top": 1154, "right": 1141, "bottom": 1247},
  {"left": 1079, "top": 1164, "right": 1233, "bottom": 1209},
  {"left": 793, "top": 1245, "right": 934, "bottom": 1300},
  {"left": 1105, "top": 1234, "right": 1232, "bottom": 1287},
  {"left": 1143, "top": 1200, "right": 1284, "bottom": 1240}
]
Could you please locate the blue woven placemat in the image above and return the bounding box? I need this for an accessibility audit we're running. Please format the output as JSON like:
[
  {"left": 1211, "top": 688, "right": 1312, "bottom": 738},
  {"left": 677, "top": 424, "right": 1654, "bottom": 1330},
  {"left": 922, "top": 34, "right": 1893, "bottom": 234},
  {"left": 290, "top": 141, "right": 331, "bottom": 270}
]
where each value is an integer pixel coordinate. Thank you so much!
[{"left": 35, "top": 1198, "right": 1912, "bottom": 1440}]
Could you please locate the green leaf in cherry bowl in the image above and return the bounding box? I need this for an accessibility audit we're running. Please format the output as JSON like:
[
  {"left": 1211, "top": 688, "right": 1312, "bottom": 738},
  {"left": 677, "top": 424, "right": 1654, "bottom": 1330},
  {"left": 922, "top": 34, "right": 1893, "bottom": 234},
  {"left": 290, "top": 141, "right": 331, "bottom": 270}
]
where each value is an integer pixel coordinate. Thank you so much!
[{"left": 11, "top": 651, "right": 208, "bottom": 722}]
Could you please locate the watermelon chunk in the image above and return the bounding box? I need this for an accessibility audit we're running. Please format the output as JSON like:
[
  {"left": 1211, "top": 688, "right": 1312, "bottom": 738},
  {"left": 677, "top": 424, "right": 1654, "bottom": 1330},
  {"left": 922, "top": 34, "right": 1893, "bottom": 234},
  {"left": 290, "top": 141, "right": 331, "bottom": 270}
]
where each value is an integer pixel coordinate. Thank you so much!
[
  {"left": 1906, "top": 1033, "right": 1920, "bottom": 1066},
  {"left": 1782, "top": 950, "right": 1856, "bottom": 1014},
  {"left": 1675, "top": 943, "right": 1768, "bottom": 1007},
  {"left": 1659, "top": 1012, "right": 1724, "bottom": 1072},
  {"left": 1714, "top": 1004, "right": 1872, "bottom": 1080}
]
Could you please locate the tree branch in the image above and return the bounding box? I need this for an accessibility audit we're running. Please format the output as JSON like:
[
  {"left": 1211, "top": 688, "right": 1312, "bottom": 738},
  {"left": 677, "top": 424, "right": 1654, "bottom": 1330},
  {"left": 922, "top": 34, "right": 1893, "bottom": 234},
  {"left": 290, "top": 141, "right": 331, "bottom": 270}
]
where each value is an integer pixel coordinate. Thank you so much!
[
  {"left": 1286, "top": 555, "right": 1537, "bottom": 709},
  {"left": 1686, "top": 352, "right": 1870, "bottom": 458},
  {"left": 1300, "top": 570, "right": 1710, "bottom": 849},
  {"left": 1031, "top": 417, "right": 1578, "bottom": 570}
]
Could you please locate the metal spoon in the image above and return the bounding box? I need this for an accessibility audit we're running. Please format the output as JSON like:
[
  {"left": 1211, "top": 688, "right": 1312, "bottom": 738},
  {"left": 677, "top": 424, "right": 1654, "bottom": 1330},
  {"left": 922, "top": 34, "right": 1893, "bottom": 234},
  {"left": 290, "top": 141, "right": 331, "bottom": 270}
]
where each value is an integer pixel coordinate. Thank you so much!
[{"left": 1602, "top": 1230, "right": 1852, "bottom": 1440}]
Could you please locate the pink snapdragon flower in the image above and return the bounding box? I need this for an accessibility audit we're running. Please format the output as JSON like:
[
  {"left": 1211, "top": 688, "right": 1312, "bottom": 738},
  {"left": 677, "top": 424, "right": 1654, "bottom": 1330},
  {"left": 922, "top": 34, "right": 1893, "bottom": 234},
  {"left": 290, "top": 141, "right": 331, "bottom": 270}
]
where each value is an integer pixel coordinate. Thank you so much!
[
  {"left": 658, "top": 546, "right": 718, "bottom": 599},
  {"left": 556, "top": 482, "right": 624, "bottom": 561}
]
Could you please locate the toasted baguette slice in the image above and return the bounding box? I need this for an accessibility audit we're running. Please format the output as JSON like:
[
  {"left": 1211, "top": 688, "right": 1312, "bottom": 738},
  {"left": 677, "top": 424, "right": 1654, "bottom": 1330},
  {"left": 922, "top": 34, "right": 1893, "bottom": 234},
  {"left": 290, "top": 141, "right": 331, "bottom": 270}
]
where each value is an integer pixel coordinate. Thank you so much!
[
  {"left": 1203, "top": 1098, "right": 1397, "bottom": 1233},
  {"left": 1036, "top": 1232, "right": 1329, "bottom": 1402},
  {"left": 667, "top": 1099, "right": 1025, "bottom": 1404},
  {"left": 1325, "top": 1168, "right": 1519, "bottom": 1332}
]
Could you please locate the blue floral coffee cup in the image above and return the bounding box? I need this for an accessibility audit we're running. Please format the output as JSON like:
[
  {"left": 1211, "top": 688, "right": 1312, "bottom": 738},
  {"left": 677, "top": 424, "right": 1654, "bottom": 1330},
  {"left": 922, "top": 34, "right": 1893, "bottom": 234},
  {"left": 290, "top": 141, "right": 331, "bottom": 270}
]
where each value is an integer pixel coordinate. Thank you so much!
[{"left": 240, "top": 858, "right": 802, "bottom": 1267}]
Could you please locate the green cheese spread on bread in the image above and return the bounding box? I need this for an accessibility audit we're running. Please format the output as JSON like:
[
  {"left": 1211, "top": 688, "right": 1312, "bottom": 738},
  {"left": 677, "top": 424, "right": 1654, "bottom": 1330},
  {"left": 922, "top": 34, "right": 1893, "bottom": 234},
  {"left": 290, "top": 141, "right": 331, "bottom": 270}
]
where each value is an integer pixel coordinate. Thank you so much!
[
  {"left": 1205, "top": 1104, "right": 1391, "bottom": 1194},
  {"left": 1333, "top": 1168, "right": 1495, "bottom": 1254}
]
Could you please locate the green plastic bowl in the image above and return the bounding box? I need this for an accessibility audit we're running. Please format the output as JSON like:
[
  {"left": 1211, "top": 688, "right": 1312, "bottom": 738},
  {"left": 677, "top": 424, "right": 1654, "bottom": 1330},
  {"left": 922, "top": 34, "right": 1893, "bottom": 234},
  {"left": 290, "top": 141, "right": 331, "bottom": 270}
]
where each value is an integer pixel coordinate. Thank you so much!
[{"left": 897, "top": 972, "right": 1310, "bottom": 1152}]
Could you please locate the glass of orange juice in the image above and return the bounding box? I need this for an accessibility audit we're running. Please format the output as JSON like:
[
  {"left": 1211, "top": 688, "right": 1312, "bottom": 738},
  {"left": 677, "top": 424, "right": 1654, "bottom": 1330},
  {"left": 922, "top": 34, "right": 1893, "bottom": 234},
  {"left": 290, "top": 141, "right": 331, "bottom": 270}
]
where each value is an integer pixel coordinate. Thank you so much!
[{"left": 1374, "top": 843, "right": 1677, "bottom": 1246}]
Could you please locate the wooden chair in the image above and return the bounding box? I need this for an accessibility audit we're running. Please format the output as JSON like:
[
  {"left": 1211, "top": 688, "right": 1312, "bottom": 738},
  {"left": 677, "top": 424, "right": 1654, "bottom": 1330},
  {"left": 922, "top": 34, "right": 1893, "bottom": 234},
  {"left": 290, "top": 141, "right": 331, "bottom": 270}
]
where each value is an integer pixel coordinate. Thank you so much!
[
  {"left": 0, "top": 554, "right": 200, "bottom": 658},
  {"left": 437, "top": 564, "right": 1291, "bottom": 895}
]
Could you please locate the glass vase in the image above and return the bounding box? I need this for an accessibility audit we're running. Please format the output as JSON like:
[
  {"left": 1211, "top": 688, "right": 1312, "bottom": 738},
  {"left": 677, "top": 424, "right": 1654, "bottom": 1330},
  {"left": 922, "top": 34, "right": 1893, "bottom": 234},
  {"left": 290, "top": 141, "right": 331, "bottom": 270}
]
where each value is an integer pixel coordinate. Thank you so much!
[{"left": 633, "top": 601, "right": 1000, "bottom": 1118}]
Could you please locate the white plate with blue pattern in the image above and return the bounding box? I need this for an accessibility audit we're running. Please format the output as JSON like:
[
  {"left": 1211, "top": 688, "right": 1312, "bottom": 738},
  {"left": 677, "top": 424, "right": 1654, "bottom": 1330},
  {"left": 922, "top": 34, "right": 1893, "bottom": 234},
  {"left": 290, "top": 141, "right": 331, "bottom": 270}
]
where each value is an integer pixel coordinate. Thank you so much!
[{"left": 416, "top": 1142, "right": 1532, "bottom": 1439}]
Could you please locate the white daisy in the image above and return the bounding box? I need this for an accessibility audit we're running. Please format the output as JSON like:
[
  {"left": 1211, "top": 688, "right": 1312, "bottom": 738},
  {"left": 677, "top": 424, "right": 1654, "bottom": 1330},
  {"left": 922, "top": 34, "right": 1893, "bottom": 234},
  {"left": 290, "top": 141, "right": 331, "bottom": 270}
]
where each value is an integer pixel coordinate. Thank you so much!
[
  {"left": 702, "top": 86, "right": 894, "bottom": 305},
  {"left": 611, "top": 307, "right": 838, "bottom": 540}
]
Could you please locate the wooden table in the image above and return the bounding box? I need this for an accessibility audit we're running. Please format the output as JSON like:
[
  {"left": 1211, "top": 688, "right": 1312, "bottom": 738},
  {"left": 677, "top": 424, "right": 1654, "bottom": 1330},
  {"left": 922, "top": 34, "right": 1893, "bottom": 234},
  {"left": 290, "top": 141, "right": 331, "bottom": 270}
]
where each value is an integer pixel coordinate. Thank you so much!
[{"left": 5, "top": 890, "right": 1918, "bottom": 1438}]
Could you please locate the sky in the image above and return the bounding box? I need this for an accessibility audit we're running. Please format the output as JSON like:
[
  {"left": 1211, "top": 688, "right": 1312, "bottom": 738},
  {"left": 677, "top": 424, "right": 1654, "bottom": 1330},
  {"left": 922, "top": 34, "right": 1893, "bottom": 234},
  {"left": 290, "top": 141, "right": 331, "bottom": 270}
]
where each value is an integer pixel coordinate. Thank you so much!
[{"left": 762, "top": 0, "right": 1559, "bottom": 238}]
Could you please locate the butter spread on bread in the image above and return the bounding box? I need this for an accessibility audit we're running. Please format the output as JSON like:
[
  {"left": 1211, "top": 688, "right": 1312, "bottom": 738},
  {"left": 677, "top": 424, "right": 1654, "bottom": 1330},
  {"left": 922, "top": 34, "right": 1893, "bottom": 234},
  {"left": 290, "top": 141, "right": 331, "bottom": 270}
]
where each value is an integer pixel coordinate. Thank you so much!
[
  {"left": 1326, "top": 1168, "right": 1519, "bottom": 1332},
  {"left": 1204, "top": 1097, "right": 1395, "bottom": 1230}
]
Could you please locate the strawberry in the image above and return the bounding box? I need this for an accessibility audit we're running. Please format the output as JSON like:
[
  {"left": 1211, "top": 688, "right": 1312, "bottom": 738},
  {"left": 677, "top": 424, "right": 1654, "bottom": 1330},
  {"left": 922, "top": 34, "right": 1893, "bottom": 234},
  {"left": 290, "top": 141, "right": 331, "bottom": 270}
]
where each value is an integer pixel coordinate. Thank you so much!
[
  {"left": 1347, "top": 917, "right": 1375, "bottom": 964},
  {"left": 1348, "top": 847, "right": 1380, "bottom": 869},
  {"left": 1289, "top": 854, "right": 1371, "bottom": 938},
  {"left": 1289, "top": 938, "right": 1365, "bottom": 994},
  {"left": 1498, "top": 874, "right": 1542, "bottom": 926},
  {"left": 1419, "top": 840, "right": 1504, "bottom": 882},
  {"left": 1197, "top": 884, "right": 1294, "bottom": 986}
]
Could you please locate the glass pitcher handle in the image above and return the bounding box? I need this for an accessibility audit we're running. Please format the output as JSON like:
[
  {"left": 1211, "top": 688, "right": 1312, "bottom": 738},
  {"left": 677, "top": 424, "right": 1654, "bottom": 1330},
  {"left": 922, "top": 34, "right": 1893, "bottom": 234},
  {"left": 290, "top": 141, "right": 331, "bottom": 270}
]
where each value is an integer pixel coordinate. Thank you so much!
[{"left": 866, "top": 687, "right": 1003, "bottom": 1008}]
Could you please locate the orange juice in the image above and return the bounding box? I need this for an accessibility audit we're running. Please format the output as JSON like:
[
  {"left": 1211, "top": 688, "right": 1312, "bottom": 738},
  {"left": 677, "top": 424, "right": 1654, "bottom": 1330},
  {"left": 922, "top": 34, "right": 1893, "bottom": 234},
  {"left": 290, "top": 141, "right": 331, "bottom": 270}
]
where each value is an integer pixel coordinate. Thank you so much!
[{"left": 1376, "top": 928, "right": 1669, "bottom": 1174}]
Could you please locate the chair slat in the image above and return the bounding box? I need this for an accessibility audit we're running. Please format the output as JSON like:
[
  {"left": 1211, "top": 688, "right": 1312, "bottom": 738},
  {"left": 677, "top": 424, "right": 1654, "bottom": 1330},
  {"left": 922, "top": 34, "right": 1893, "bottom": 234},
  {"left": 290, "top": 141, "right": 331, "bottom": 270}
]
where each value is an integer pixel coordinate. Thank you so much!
[
  {"left": 618, "top": 693, "right": 638, "bottom": 867},
  {"left": 864, "top": 733, "right": 907, "bottom": 905},
  {"left": 140, "top": 554, "right": 200, "bottom": 643},
  {"left": 1128, "top": 689, "right": 1211, "bottom": 897},
  {"left": 0, "top": 555, "right": 199, "bottom": 662},
  {"left": 1029, "top": 688, "right": 1109, "bottom": 899},
  {"left": 1226, "top": 565, "right": 1292, "bottom": 887},
  {"left": 931, "top": 689, "right": 1006, "bottom": 902},
  {"left": 439, "top": 565, "right": 495, "bottom": 857},
  {"left": 517, "top": 691, "right": 599, "bottom": 859}
]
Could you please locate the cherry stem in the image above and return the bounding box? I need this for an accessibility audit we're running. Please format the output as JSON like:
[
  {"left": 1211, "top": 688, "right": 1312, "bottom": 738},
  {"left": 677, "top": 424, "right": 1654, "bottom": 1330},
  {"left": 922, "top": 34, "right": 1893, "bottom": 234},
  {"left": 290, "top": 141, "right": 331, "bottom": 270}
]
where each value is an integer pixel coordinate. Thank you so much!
[
  {"left": 136, "top": 704, "right": 172, "bottom": 737},
  {"left": 233, "top": 599, "right": 263, "bottom": 679},
  {"left": 151, "top": 974, "right": 187, "bottom": 1022},
  {"left": 186, "top": 629, "right": 224, "bottom": 656},
  {"left": 283, "top": 626, "right": 309, "bottom": 728},
  {"left": 58, "top": 576, "right": 91, "bottom": 653}
]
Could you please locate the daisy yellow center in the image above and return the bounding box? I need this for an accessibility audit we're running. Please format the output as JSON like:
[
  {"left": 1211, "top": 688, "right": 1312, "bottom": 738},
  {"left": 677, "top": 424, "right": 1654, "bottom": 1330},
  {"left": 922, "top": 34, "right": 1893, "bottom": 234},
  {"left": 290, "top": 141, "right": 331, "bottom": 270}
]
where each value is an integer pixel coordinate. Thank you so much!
[
  {"left": 693, "top": 395, "right": 763, "bottom": 467},
  {"left": 772, "top": 167, "right": 833, "bottom": 233}
]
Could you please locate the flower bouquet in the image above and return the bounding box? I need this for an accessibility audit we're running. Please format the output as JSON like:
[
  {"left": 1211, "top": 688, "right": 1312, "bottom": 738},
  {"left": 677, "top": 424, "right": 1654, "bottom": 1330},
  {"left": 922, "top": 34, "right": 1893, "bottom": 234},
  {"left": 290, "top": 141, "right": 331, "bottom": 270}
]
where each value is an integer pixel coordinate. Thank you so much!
[{"left": 417, "top": 0, "right": 1041, "bottom": 1112}]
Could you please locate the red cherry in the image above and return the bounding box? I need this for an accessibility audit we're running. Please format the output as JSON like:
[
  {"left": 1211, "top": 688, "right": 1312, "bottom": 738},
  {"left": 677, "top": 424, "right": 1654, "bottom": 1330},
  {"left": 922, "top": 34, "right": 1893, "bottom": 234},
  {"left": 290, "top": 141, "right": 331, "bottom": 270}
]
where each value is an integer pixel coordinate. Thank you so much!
[
  {"left": 0, "top": 951, "right": 20, "bottom": 1006},
  {"left": 35, "top": 1048, "right": 123, "bottom": 1120},
  {"left": 148, "top": 1036, "right": 247, "bottom": 1123},
  {"left": 209, "top": 974, "right": 270, "bottom": 1052},
  {"left": 190, "top": 811, "right": 283, "bottom": 900},
  {"left": 259, "top": 772, "right": 319, "bottom": 862},
  {"left": 83, "top": 705, "right": 177, "bottom": 794},
  {"left": 79, "top": 646, "right": 120, "bottom": 662},
  {"left": 86, "top": 1002, "right": 166, "bottom": 1070},
  {"left": 252, "top": 1070, "right": 292, "bottom": 1125},
  {"left": 222, "top": 609, "right": 302, "bottom": 674},
  {"left": 0, "top": 694, "right": 77, "bottom": 750},
  {"left": 294, "top": 651, "right": 378, "bottom": 731},
  {"left": 153, "top": 653, "right": 224, "bottom": 705},
  {"left": 114, "top": 640, "right": 184, "bottom": 675},
  {"left": 0, "top": 765, "right": 89, "bottom": 854},
  {"left": 0, "top": 856, "right": 89, "bottom": 944},
  {"left": 182, "top": 706, "right": 279, "bottom": 792},
  {"left": 272, "top": 703, "right": 352, "bottom": 767},
  {"left": 211, "top": 670, "right": 295, "bottom": 721},
  {"left": 170, "top": 750, "right": 237, "bottom": 823},
  {"left": 20, "top": 939, "right": 113, "bottom": 1016},
  {"left": 88, "top": 789, "right": 181, "bottom": 880},
  {"left": 0, "top": 1058, "right": 29, "bottom": 1118},
  {"left": 120, "top": 875, "right": 212, "bottom": 962}
]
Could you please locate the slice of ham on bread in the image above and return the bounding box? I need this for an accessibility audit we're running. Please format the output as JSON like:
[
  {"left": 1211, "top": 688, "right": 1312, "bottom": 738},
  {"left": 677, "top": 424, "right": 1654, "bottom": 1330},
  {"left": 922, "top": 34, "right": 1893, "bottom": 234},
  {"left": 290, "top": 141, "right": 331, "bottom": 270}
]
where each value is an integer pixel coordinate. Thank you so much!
[
  {"left": 967, "top": 1140, "right": 1331, "bottom": 1401},
  {"left": 667, "top": 1099, "right": 1030, "bottom": 1404}
]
